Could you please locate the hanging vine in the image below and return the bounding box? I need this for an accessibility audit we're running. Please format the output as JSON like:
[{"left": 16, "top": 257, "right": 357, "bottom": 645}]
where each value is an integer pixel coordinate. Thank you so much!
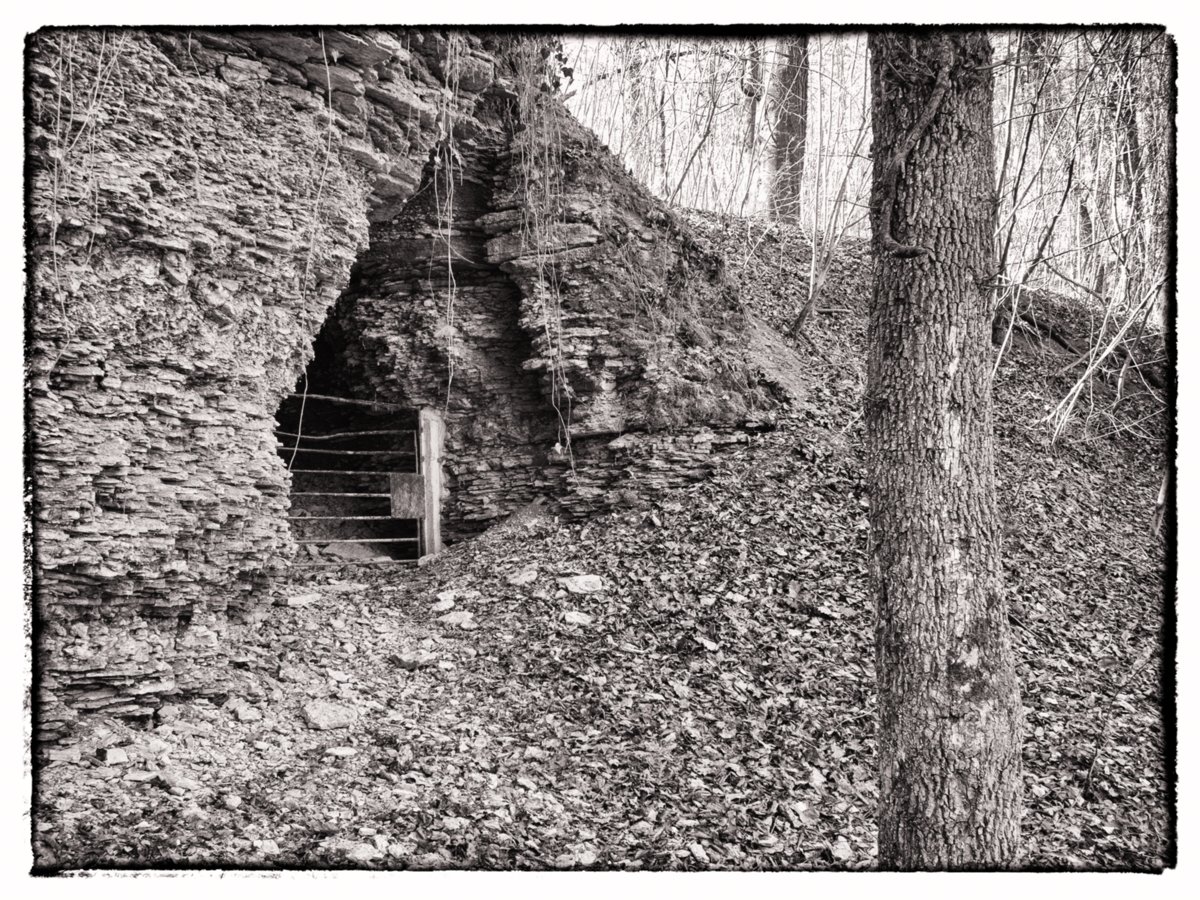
[
  {"left": 287, "top": 30, "right": 339, "bottom": 471},
  {"left": 508, "top": 38, "right": 576, "bottom": 470},
  {"left": 430, "top": 33, "right": 466, "bottom": 411},
  {"left": 33, "top": 31, "right": 130, "bottom": 374}
]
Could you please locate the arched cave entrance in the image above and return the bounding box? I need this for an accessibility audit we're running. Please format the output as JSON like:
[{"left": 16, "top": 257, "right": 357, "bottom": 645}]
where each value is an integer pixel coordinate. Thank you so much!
[{"left": 273, "top": 315, "right": 443, "bottom": 567}]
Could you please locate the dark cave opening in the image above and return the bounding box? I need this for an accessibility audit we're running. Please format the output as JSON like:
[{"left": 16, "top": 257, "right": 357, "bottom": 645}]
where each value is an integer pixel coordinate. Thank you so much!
[{"left": 274, "top": 317, "right": 425, "bottom": 565}]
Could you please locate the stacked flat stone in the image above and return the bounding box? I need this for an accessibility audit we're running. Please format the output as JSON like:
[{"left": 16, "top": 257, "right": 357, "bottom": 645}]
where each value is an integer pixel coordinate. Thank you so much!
[{"left": 29, "top": 29, "right": 812, "bottom": 736}]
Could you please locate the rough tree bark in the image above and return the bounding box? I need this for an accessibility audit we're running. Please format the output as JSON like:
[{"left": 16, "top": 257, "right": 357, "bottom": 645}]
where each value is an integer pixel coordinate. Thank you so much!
[
  {"left": 865, "top": 32, "right": 1024, "bottom": 869},
  {"left": 768, "top": 37, "right": 809, "bottom": 221}
]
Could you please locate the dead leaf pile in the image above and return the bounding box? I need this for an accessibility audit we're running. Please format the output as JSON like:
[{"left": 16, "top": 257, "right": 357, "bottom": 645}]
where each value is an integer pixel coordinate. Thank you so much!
[{"left": 34, "top": 216, "right": 1168, "bottom": 871}]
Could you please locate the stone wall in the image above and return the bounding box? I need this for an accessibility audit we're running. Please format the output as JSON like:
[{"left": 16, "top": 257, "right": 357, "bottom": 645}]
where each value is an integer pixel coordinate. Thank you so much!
[
  {"left": 27, "top": 29, "right": 511, "bottom": 736},
  {"left": 313, "top": 73, "right": 805, "bottom": 540},
  {"left": 27, "top": 29, "right": 812, "bottom": 736}
]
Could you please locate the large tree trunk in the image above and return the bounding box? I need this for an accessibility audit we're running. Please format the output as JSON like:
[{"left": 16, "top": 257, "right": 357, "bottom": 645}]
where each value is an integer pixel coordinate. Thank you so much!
[
  {"left": 768, "top": 37, "right": 808, "bottom": 221},
  {"left": 865, "top": 32, "right": 1024, "bottom": 869}
]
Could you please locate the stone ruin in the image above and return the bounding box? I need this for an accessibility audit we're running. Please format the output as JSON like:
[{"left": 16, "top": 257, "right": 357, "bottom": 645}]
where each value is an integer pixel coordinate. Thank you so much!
[{"left": 26, "top": 29, "right": 810, "bottom": 738}]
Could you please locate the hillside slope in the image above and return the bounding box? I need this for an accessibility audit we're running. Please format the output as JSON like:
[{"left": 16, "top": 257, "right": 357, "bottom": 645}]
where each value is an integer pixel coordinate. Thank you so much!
[{"left": 33, "top": 216, "right": 1169, "bottom": 871}]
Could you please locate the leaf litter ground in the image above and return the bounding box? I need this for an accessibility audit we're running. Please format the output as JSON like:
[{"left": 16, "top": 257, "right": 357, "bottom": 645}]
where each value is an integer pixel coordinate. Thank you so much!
[{"left": 33, "top": 217, "right": 1169, "bottom": 871}]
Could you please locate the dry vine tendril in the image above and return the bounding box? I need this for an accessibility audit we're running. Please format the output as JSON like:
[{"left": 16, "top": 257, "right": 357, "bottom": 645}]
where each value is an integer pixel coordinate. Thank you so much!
[{"left": 877, "top": 38, "right": 953, "bottom": 260}]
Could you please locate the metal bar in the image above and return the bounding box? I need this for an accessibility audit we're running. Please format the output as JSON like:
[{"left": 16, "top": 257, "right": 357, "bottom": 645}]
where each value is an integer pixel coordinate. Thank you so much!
[
  {"left": 419, "top": 408, "right": 444, "bottom": 556},
  {"left": 287, "top": 515, "right": 398, "bottom": 521},
  {"left": 296, "top": 537, "right": 420, "bottom": 545},
  {"left": 284, "top": 392, "right": 408, "bottom": 410},
  {"left": 276, "top": 447, "right": 416, "bottom": 456},
  {"left": 288, "top": 469, "right": 392, "bottom": 476},
  {"left": 274, "top": 428, "right": 416, "bottom": 441},
  {"left": 291, "top": 491, "right": 391, "bottom": 497}
]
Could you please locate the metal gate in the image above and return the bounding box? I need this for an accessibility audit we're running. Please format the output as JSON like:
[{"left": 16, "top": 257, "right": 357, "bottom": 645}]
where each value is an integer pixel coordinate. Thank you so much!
[{"left": 275, "top": 393, "right": 442, "bottom": 566}]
